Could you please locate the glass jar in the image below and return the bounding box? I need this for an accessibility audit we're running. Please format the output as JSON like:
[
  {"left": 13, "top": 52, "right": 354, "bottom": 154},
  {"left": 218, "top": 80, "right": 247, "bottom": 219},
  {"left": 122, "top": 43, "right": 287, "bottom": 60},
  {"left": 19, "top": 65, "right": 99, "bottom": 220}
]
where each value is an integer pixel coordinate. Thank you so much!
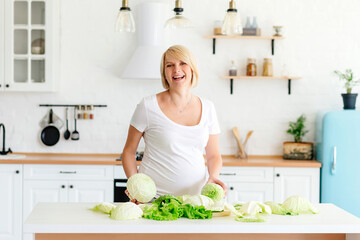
[
  {"left": 263, "top": 58, "right": 273, "bottom": 76},
  {"left": 246, "top": 58, "right": 257, "bottom": 76},
  {"left": 213, "top": 20, "right": 223, "bottom": 35}
]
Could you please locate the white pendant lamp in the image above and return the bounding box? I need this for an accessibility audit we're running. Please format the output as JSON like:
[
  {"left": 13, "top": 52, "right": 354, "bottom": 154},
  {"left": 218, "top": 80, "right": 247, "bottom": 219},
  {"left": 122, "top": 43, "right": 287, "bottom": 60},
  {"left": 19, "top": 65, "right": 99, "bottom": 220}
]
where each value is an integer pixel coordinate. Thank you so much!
[
  {"left": 115, "top": 0, "right": 135, "bottom": 32},
  {"left": 165, "top": 0, "right": 193, "bottom": 30},
  {"left": 222, "top": 0, "right": 242, "bottom": 35}
]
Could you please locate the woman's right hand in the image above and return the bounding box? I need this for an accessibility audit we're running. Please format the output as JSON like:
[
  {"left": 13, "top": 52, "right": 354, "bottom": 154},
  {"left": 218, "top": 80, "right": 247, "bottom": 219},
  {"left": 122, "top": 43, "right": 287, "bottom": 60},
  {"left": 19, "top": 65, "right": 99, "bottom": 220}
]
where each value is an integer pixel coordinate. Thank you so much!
[{"left": 125, "top": 189, "right": 141, "bottom": 205}]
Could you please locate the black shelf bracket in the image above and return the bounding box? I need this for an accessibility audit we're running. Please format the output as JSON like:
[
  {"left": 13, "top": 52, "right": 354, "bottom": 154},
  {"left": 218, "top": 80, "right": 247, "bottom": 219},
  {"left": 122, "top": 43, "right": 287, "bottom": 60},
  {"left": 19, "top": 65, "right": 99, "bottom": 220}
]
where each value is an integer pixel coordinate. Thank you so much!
[
  {"left": 271, "top": 39, "right": 275, "bottom": 55},
  {"left": 288, "top": 79, "right": 292, "bottom": 95},
  {"left": 212, "top": 38, "right": 216, "bottom": 54}
]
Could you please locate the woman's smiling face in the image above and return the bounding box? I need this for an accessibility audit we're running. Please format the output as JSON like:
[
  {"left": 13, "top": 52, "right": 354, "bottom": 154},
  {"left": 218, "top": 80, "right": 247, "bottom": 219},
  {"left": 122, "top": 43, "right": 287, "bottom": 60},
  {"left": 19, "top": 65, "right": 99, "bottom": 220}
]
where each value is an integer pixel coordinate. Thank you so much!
[{"left": 164, "top": 55, "right": 193, "bottom": 89}]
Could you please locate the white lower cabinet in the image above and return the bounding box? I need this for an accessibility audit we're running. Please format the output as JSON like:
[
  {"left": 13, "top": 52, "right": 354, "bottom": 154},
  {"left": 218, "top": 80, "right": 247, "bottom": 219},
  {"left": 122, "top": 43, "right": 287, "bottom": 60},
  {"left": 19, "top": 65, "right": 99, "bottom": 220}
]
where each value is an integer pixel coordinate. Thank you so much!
[
  {"left": 273, "top": 167, "right": 320, "bottom": 203},
  {"left": 220, "top": 166, "right": 319, "bottom": 204},
  {"left": 22, "top": 165, "right": 114, "bottom": 240},
  {"left": 226, "top": 182, "right": 274, "bottom": 203},
  {"left": 0, "top": 165, "right": 22, "bottom": 240}
]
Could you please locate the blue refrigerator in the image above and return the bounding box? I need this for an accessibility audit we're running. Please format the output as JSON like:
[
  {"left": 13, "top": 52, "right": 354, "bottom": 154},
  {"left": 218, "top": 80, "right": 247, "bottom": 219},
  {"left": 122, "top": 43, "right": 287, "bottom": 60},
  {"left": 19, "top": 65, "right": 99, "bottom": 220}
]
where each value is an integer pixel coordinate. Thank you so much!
[{"left": 316, "top": 110, "right": 360, "bottom": 217}]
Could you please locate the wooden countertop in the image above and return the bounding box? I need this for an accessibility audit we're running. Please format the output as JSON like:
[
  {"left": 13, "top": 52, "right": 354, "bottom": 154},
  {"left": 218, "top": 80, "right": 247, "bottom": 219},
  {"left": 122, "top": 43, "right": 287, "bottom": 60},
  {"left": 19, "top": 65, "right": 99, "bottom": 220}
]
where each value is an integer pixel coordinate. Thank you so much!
[{"left": 0, "top": 153, "right": 321, "bottom": 168}]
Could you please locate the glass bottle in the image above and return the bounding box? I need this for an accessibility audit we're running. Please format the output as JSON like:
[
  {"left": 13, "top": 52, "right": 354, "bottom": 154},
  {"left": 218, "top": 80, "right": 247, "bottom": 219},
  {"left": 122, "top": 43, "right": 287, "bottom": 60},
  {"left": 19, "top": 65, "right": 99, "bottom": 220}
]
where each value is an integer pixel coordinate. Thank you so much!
[
  {"left": 263, "top": 58, "right": 273, "bottom": 76},
  {"left": 229, "top": 60, "right": 237, "bottom": 76},
  {"left": 83, "top": 105, "right": 88, "bottom": 119},
  {"left": 246, "top": 58, "right": 257, "bottom": 76},
  {"left": 245, "top": 16, "right": 251, "bottom": 28},
  {"left": 89, "top": 105, "right": 94, "bottom": 120},
  {"left": 77, "top": 105, "right": 82, "bottom": 119},
  {"left": 252, "top": 16, "right": 258, "bottom": 29}
]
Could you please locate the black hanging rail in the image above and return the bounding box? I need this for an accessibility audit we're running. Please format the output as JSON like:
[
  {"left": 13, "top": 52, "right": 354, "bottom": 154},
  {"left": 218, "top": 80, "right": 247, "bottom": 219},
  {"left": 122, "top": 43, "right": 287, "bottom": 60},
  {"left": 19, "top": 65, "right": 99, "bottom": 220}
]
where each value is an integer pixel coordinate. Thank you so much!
[{"left": 39, "top": 104, "right": 107, "bottom": 107}]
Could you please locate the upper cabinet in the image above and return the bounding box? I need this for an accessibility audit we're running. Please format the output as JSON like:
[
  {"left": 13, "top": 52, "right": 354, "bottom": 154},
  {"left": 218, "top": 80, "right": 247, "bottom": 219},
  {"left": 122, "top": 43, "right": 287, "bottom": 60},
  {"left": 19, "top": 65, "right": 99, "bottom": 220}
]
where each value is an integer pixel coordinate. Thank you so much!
[{"left": 2, "top": 0, "right": 60, "bottom": 92}]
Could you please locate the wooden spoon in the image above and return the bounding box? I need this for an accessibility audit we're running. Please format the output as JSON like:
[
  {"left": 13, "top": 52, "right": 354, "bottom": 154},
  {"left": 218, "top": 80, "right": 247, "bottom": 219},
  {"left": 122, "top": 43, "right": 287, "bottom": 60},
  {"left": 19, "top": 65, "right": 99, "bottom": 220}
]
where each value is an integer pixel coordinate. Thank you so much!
[
  {"left": 243, "top": 130, "right": 254, "bottom": 148},
  {"left": 232, "top": 127, "right": 246, "bottom": 159}
]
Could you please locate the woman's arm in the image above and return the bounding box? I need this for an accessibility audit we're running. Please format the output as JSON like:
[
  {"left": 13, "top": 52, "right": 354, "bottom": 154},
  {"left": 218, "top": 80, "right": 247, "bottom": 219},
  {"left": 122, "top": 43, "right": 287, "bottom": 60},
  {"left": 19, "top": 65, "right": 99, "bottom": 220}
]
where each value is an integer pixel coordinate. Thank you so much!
[
  {"left": 122, "top": 125, "right": 143, "bottom": 178},
  {"left": 205, "top": 134, "right": 228, "bottom": 194}
]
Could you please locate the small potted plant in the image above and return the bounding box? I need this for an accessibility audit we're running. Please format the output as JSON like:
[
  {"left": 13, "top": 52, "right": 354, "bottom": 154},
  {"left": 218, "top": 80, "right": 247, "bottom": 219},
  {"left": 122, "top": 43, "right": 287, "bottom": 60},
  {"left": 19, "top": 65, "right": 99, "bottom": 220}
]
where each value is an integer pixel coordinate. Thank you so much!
[
  {"left": 283, "top": 114, "right": 313, "bottom": 160},
  {"left": 334, "top": 69, "right": 360, "bottom": 109}
]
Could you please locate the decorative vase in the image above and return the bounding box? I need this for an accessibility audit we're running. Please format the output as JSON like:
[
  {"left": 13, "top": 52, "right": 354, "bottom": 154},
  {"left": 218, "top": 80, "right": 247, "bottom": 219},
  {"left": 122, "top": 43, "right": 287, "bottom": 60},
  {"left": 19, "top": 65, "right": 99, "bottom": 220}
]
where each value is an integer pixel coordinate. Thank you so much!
[
  {"left": 342, "top": 93, "right": 358, "bottom": 110},
  {"left": 283, "top": 142, "right": 314, "bottom": 160}
]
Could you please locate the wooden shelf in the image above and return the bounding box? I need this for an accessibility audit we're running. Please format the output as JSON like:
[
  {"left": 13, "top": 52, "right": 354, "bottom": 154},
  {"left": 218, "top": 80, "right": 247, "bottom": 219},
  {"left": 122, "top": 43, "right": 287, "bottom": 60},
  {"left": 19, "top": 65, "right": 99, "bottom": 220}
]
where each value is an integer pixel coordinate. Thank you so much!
[
  {"left": 204, "top": 35, "right": 284, "bottom": 40},
  {"left": 204, "top": 35, "right": 284, "bottom": 55},
  {"left": 221, "top": 76, "right": 302, "bottom": 95}
]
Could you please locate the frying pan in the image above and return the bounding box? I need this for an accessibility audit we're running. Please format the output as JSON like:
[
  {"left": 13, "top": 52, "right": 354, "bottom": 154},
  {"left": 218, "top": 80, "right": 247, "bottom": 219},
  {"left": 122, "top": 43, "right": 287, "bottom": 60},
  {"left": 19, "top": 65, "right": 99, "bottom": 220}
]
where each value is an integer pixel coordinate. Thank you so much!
[{"left": 41, "top": 109, "right": 60, "bottom": 146}]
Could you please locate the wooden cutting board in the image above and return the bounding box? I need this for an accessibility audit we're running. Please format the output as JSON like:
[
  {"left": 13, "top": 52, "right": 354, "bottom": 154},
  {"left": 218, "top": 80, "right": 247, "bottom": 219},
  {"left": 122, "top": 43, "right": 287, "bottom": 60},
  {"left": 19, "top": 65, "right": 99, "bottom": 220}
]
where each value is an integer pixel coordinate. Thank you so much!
[{"left": 212, "top": 210, "right": 231, "bottom": 217}]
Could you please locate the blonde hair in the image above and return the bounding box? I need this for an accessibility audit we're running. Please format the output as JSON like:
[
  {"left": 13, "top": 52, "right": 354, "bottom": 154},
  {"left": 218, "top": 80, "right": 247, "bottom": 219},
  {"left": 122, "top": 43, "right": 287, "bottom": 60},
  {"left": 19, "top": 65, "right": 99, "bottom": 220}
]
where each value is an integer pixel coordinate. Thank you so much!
[{"left": 160, "top": 45, "right": 199, "bottom": 89}]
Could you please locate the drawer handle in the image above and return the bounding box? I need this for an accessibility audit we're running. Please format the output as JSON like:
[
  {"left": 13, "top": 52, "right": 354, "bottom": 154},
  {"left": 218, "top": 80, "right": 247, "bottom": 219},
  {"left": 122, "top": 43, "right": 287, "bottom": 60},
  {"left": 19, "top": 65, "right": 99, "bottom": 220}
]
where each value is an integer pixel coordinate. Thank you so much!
[
  {"left": 15, "top": 170, "right": 20, "bottom": 174},
  {"left": 220, "top": 173, "right": 236, "bottom": 176},
  {"left": 69, "top": 185, "right": 74, "bottom": 189},
  {"left": 230, "top": 187, "right": 234, "bottom": 190},
  {"left": 59, "top": 171, "right": 77, "bottom": 174},
  {"left": 61, "top": 185, "right": 65, "bottom": 188},
  {"left": 276, "top": 173, "right": 280, "bottom": 177}
]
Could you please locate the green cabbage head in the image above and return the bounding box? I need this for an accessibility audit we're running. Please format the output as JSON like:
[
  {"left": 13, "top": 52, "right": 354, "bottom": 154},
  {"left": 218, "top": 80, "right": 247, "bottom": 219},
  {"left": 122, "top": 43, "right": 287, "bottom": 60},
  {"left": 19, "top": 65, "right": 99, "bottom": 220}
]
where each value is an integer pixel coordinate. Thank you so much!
[
  {"left": 282, "top": 195, "right": 319, "bottom": 215},
  {"left": 201, "top": 183, "right": 225, "bottom": 202},
  {"left": 110, "top": 202, "right": 143, "bottom": 220},
  {"left": 127, "top": 173, "right": 156, "bottom": 203}
]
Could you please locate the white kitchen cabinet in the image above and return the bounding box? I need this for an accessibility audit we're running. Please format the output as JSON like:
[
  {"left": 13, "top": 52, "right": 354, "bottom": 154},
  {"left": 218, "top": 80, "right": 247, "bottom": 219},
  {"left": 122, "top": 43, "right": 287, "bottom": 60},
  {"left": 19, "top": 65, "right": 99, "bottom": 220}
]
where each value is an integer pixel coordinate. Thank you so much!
[
  {"left": 23, "top": 180, "right": 113, "bottom": 219},
  {"left": 226, "top": 182, "right": 274, "bottom": 203},
  {"left": 219, "top": 167, "right": 274, "bottom": 203},
  {"left": 273, "top": 167, "right": 320, "bottom": 203},
  {"left": 219, "top": 166, "right": 319, "bottom": 204},
  {"left": 0, "top": 164, "right": 22, "bottom": 240},
  {"left": 23, "top": 164, "right": 114, "bottom": 240},
  {"left": 2, "top": 0, "right": 60, "bottom": 92}
]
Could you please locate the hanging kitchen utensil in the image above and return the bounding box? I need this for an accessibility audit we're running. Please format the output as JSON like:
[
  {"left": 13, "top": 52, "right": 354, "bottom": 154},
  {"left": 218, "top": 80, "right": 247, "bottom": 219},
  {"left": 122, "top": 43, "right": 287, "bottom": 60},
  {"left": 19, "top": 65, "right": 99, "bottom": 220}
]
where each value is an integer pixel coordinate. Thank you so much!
[
  {"left": 40, "top": 109, "right": 60, "bottom": 146},
  {"left": 64, "top": 108, "right": 70, "bottom": 140},
  {"left": 71, "top": 107, "right": 79, "bottom": 141},
  {"left": 39, "top": 109, "right": 63, "bottom": 129},
  {"left": 232, "top": 126, "right": 246, "bottom": 159}
]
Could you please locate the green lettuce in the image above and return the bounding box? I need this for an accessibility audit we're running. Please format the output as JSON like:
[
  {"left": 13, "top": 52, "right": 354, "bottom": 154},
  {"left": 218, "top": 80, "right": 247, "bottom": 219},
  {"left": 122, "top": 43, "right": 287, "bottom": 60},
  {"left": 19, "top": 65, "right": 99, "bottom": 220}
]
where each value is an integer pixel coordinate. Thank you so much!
[{"left": 142, "top": 195, "right": 212, "bottom": 221}]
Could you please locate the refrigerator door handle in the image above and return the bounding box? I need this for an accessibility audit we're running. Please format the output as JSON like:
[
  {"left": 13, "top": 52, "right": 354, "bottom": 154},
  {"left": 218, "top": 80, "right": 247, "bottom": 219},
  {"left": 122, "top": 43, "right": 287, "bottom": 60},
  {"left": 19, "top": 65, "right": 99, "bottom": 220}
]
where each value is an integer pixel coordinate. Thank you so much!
[{"left": 331, "top": 146, "right": 337, "bottom": 175}]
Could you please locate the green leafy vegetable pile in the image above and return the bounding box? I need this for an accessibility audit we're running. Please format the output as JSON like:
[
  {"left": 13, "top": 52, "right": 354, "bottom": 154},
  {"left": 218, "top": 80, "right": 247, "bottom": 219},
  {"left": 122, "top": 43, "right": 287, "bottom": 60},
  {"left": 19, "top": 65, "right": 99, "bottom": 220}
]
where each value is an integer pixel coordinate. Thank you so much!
[{"left": 142, "top": 195, "right": 213, "bottom": 221}]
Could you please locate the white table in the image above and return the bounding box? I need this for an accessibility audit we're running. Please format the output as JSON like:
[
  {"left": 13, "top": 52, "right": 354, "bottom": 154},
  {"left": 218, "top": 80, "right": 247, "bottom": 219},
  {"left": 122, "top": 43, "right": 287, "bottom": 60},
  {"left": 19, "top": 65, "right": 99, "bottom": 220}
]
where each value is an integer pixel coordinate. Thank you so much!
[{"left": 24, "top": 202, "right": 360, "bottom": 240}]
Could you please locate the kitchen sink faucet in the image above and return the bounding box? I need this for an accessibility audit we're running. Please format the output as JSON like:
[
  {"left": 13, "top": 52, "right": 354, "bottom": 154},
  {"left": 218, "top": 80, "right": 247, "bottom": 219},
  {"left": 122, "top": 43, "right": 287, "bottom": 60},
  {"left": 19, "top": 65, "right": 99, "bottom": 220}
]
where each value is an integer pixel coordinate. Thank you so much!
[{"left": 0, "top": 123, "right": 12, "bottom": 155}]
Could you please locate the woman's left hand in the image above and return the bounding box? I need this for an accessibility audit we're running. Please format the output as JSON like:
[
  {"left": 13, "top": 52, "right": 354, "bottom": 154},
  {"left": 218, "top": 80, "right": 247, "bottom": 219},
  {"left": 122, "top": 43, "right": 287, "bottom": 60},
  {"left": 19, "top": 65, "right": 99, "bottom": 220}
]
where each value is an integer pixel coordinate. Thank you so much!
[{"left": 207, "top": 176, "right": 228, "bottom": 196}]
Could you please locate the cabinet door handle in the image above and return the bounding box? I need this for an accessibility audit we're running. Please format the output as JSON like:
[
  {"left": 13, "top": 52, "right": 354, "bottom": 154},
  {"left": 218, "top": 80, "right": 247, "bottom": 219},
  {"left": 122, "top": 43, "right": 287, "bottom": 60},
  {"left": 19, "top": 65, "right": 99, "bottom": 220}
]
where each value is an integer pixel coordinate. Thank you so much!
[
  {"left": 276, "top": 173, "right": 280, "bottom": 177},
  {"left": 230, "top": 187, "right": 234, "bottom": 190},
  {"left": 15, "top": 170, "right": 20, "bottom": 174},
  {"left": 5, "top": 84, "right": 9, "bottom": 88},
  {"left": 69, "top": 185, "right": 74, "bottom": 189},
  {"left": 220, "top": 173, "right": 236, "bottom": 176},
  {"left": 59, "top": 171, "right": 77, "bottom": 174},
  {"left": 61, "top": 185, "right": 65, "bottom": 188}
]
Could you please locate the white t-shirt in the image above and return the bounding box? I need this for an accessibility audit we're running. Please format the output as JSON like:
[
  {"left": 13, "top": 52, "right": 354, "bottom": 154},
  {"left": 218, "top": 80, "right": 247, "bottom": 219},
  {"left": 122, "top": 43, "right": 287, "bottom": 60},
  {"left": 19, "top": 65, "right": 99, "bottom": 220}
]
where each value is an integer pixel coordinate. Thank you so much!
[{"left": 130, "top": 94, "right": 220, "bottom": 197}]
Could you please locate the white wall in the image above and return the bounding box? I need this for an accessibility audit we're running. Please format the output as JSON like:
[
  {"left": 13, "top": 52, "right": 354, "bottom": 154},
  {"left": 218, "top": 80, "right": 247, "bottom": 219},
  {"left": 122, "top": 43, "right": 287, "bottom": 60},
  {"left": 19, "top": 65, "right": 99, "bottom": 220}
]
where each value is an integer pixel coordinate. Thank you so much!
[{"left": 0, "top": 0, "right": 359, "bottom": 155}]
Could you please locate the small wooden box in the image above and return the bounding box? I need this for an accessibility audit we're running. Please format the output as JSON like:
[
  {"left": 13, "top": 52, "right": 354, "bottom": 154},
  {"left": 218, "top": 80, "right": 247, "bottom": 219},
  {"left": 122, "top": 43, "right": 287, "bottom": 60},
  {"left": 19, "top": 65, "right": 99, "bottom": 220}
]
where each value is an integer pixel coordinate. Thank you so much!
[{"left": 242, "top": 28, "right": 261, "bottom": 36}]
